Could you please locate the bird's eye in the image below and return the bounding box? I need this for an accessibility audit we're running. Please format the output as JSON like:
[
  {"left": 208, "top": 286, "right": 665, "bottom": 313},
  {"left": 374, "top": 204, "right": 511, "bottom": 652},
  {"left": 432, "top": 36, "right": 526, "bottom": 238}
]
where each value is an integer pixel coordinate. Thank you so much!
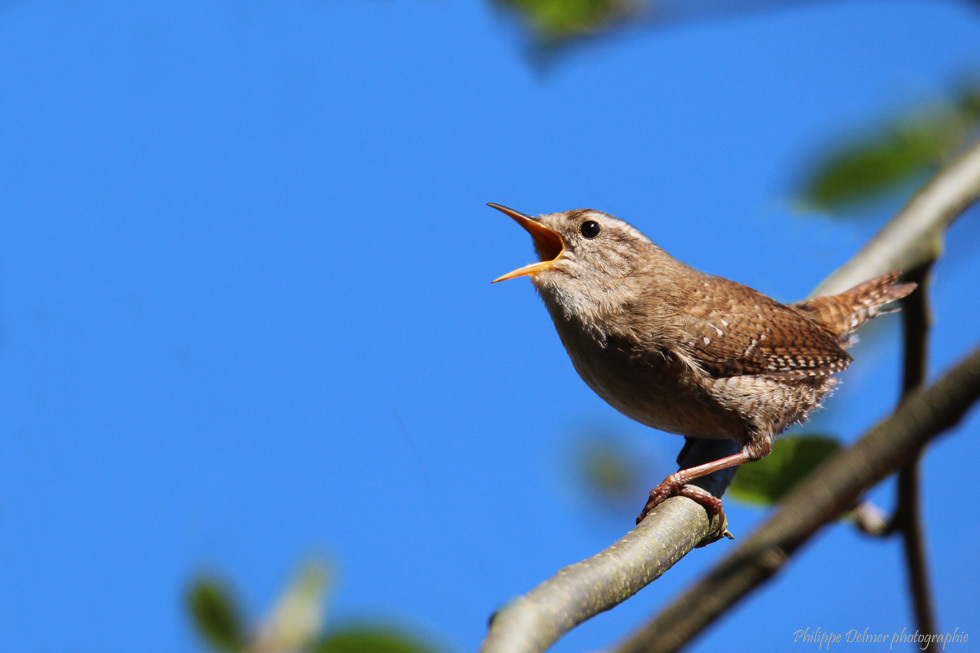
[{"left": 580, "top": 220, "right": 601, "bottom": 239}]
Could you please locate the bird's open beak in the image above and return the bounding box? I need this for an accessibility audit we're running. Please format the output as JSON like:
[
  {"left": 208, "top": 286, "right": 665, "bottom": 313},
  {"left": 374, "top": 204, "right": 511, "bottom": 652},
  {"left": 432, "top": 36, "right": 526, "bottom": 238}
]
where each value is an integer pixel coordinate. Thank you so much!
[{"left": 489, "top": 203, "right": 565, "bottom": 283}]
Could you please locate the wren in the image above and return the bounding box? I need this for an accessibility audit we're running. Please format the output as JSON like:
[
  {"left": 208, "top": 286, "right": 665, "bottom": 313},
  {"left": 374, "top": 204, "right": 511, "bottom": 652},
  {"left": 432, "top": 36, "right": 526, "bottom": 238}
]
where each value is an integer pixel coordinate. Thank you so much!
[{"left": 490, "top": 203, "right": 916, "bottom": 529}]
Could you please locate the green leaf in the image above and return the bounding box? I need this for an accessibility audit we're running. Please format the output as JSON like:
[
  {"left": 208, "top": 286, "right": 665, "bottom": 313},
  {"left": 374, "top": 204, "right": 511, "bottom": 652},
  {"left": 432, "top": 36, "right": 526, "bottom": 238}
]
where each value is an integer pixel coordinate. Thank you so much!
[
  {"left": 728, "top": 435, "right": 841, "bottom": 506},
  {"left": 314, "top": 624, "right": 439, "bottom": 653},
  {"left": 187, "top": 577, "right": 248, "bottom": 653},
  {"left": 799, "top": 87, "right": 980, "bottom": 213},
  {"left": 492, "top": 0, "right": 632, "bottom": 39}
]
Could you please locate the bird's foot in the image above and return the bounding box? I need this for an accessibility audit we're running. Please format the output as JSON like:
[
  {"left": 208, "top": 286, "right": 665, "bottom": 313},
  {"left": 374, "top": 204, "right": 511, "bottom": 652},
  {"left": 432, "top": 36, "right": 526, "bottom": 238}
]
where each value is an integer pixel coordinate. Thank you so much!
[{"left": 636, "top": 478, "right": 733, "bottom": 546}]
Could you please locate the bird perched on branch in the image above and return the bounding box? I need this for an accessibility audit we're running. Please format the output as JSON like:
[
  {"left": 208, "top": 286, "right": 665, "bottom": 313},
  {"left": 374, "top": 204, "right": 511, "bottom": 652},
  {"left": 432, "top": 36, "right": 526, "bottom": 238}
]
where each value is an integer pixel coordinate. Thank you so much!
[{"left": 490, "top": 203, "right": 916, "bottom": 531}]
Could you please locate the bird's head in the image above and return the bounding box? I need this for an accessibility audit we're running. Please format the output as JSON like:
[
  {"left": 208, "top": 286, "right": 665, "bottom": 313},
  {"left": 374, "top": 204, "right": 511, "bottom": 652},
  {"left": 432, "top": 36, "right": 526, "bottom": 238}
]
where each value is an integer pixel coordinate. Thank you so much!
[{"left": 490, "top": 204, "right": 651, "bottom": 291}]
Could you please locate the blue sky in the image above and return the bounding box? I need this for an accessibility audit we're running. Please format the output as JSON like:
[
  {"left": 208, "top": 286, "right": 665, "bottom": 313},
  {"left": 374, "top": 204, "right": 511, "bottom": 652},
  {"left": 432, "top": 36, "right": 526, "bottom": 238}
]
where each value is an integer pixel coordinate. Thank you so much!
[{"left": 1, "top": 1, "right": 979, "bottom": 651}]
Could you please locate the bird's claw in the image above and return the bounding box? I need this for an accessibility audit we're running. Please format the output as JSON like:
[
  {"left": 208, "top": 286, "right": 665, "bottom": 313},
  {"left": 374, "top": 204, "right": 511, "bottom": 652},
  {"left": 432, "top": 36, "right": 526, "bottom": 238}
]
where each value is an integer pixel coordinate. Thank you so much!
[{"left": 636, "top": 482, "right": 733, "bottom": 546}]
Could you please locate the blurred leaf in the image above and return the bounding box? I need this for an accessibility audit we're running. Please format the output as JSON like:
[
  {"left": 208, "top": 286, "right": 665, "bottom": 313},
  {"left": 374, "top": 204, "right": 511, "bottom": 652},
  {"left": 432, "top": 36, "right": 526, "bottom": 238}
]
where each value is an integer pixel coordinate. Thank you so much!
[
  {"left": 254, "top": 562, "right": 331, "bottom": 653},
  {"left": 492, "top": 0, "right": 635, "bottom": 39},
  {"left": 572, "top": 432, "right": 648, "bottom": 508},
  {"left": 314, "top": 625, "right": 439, "bottom": 653},
  {"left": 728, "top": 435, "right": 841, "bottom": 506},
  {"left": 583, "top": 442, "right": 636, "bottom": 497},
  {"left": 955, "top": 83, "right": 980, "bottom": 123},
  {"left": 799, "top": 84, "right": 980, "bottom": 213},
  {"left": 188, "top": 577, "right": 248, "bottom": 653}
]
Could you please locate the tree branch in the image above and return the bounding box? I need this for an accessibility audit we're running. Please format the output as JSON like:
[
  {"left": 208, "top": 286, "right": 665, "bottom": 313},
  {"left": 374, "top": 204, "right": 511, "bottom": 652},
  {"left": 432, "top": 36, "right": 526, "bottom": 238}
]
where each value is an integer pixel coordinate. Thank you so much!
[
  {"left": 612, "top": 345, "right": 980, "bottom": 653},
  {"left": 480, "top": 439, "right": 740, "bottom": 653},
  {"left": 837, "top": 260, "right": 937, "bottom": 627},
  {"left": 892, "top": 261, "right": 937, "bottom": 635}
]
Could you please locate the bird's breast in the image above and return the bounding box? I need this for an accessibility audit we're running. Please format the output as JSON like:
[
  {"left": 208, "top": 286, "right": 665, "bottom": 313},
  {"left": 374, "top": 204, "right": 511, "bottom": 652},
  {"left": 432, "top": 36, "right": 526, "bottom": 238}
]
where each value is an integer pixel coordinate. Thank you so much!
[{"left": 549, "top": 314, "right": 746, "bottom": 441}]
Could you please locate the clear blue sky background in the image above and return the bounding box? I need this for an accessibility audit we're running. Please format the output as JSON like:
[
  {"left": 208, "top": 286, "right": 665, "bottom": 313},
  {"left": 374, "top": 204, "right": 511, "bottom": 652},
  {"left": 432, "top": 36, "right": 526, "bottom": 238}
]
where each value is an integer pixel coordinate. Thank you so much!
[{"left": 1, "top": 2, "right": 979, "bottom": 651}]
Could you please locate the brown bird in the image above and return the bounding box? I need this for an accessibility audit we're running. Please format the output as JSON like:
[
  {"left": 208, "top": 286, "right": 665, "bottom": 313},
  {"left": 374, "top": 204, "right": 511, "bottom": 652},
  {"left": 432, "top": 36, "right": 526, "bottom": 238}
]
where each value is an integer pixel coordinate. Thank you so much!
[{"left": 490, "top": 203, "right": 916, "bottom": 529}]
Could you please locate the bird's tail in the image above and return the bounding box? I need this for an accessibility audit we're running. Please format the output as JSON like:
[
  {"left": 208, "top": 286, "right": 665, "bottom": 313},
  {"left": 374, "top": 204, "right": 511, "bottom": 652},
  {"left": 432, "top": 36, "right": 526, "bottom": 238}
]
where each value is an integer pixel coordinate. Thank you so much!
[{"left": 792, "top": 271, "right": 918, "bottom": 342}]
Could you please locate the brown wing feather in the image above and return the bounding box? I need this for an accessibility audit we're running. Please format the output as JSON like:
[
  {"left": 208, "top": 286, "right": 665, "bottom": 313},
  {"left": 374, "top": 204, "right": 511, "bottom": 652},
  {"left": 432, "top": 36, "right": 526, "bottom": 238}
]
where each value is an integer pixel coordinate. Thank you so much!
[{"left": 669, "top": 275, "right": 852, "bottom": 379}]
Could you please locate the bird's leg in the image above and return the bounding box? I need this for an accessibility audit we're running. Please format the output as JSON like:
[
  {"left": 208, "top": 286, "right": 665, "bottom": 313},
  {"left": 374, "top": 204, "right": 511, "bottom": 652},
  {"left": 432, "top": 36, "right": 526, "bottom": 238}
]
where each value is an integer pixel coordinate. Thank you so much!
[{"left": 636, "top": 443, "right": 768, "bottom": 527}]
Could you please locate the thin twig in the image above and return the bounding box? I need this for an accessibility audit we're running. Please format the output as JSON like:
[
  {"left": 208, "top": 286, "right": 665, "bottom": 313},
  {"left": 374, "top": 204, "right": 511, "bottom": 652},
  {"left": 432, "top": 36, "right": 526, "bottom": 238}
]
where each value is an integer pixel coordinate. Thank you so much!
[
  {"left": 612, "top": 346, "right": 980, "bottom": 653},
  {"left": 892, "top": 261, "right": 937, "bottom": 635},
  {"left": 849, "top": 262, "right": 937, "bottom": 631}
]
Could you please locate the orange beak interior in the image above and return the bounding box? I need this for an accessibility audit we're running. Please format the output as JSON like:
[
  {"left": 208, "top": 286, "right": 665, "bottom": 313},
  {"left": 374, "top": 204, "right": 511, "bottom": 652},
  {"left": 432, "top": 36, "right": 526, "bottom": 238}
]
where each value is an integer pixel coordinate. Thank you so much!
[{"left": 489, "top": 203, "right": 564, "bottom": 283}]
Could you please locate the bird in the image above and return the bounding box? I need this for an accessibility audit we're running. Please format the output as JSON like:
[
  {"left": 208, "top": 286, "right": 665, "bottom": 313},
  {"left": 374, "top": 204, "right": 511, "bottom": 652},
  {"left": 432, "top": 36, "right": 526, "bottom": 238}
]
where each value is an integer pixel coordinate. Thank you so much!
[{"left": 489, "top": 203, "right": 916, "bottom": 531}]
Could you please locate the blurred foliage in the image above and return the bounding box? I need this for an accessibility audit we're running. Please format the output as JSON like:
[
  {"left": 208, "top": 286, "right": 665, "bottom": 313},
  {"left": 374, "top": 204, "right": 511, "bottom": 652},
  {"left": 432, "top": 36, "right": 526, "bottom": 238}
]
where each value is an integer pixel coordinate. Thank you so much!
[
  {"left": 492, "top": 0, "right": 636, "bottom": 40},
  {"left": 572, "top": 431, "right": 652, "bottom": 510},
  {"left": 189, "top": 578, "right": 249, "bottom": 652},
  {"left": 315, "top": 625, "right": 439, "bottom": 653},
  {"left": 188, "top": 562, "right": 440, "bottom": 653},
  {"left": 728, "top": 435, "right": 841, "bottom": 505},
  {"left": 799, "top": 84, "right": 980, "bottom": 214},
  {"left": 581, "top": 440, "right": 637, "bottom": 499}
]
